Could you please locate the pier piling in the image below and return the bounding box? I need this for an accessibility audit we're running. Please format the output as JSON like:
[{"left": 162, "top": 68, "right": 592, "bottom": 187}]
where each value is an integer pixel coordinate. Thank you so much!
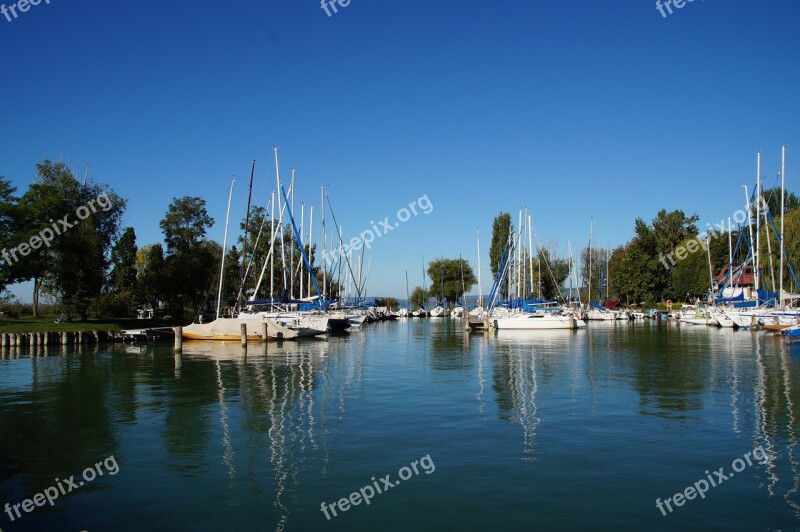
[
  {"left": 173, "top": 327, "right": 182, "bottom": 352},
  {"left": 241, "top": 324, "right": 248, "bottom": 347}
]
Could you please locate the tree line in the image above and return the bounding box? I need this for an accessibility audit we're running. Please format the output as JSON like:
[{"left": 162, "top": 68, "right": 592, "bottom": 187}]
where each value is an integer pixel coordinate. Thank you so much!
[{"left": 0, "top": 160, "right": 332, "bottom": 322}]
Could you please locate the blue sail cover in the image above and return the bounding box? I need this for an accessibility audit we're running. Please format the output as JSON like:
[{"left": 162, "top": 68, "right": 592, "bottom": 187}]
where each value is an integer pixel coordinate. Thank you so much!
[{"left": 589, "top": 302, "right": 608, "bottom": 311}]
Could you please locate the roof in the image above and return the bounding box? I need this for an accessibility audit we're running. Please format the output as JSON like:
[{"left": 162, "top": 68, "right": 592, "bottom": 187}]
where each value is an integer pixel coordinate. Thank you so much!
[{"left": 713, "top": 265, "right": 755, "bottom": 286}]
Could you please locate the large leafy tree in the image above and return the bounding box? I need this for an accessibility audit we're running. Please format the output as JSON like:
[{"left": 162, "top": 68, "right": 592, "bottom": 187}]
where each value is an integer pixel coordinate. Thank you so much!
[
  {"left": 579, "top": 246, "right": 609, "bottom": 303},
  {"left": 0, "top": 177, "right": 18, "bottom": 293},
  {"left": 159, "top": 197, "right": 216, "bottom": 320},
  {"left": 14, "top": 160, "right": 125, "bottom": 318},
  {"left": 535, "top": 249, "right": 570, "bottom": 300},
  {"left": 426, "top": 257, "right": 477, "bottom": 306},
  {"left": 761, "top": 187, "right": 800, "bottom": 219},
  {"left": 136, "top": 243, "right": 166, "bottom": 311},
  {"left": 669, "top": 236, "right": 712, "bottom": 301},
  {"left": 106, "top": 227, "right": 139, "bottom": 314},
  {"left": 489, "top": 213, "right": 512, "bottom": 298},
  {"left": 409, "top": 286, "right": 428, "bottom": 309}
]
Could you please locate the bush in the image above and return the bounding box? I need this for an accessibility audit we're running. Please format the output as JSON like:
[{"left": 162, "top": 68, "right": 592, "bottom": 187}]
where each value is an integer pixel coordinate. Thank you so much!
[{"left": 88, "top": 292, "right": 134, "bottom": 318}]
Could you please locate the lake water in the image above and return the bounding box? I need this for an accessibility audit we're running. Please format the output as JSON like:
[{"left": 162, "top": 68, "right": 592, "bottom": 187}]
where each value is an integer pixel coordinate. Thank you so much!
[{"left": 1, "top": 320, "right": 799, "bottom": 530}]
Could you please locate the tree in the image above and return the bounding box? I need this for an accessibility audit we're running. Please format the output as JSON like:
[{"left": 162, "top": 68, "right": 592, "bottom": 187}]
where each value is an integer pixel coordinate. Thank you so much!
[
  {"left": 136, "top": 244, "right": 166, "bottom": 311},
  {"left": 110, "top": 228, "right": 138, "bottom": 291},
  {"left": 579, "top": 246, "right": 609, "bottom": 303},
  {"left": 0, "top": 178, "right": 18, "bottom": 293},
  {"left": 669, "top": 236, "right": 711, "bottom": 301},
  {"left": 426, "top": 258, "right": 477, "bottom": 306},
  {"left": 374, "top": 297, "right": 399, "bottom": 311},
  {"left": 489, "top": 213, "right": 512, "bottom": 298},
  {"left": 159, "top": 197, "right": 216, "bottom": 320},
  {"left": 536, "top": 249, "right": 570, "bottom": 300},
  {"left": 761, "top": 187, "right": 800, "bottom": 219},
  {"left": 409, "top": 286, "right": 428, "bottom": 309},
  {"left": 13, "top": 160, "right": 125, "bottom": 318},
  {"left": 160, "top": 196, "right": 214, "bottom": 254}
]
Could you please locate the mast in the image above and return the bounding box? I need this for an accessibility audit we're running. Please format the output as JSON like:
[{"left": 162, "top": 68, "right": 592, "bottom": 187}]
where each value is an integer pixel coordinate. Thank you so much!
[
  {"left": 422, "top": 256, "right": 426, "bottom": 308},
  {"left": 588, "top": 219, "right": 593, "bottom": 306},
  {"left": 606, "top": 248, "right": 611, "bottom": 301},
  {"left": 743, "top": 184, "right": 754, "bottom": 298},
  {"left": 527, "top": 214, "right": 534, "bottom": 300},
  {"left": 517, "top": 209, "right": 525, "bottom": 305},
  {"left": 308, "top": 204, "right": 314, "bottom": 301},
  {"left": 755, "top": 151, "right": 761, "bottom": 292},
  {"left": 706, "top": 233, "right": 714, "bottom": 302},
  {"left": 239, "top": 159, "right": 256, "bottom": 308},
  {"left": 405, "top": 263, "right": 410, "bottom": 309},
  {"left": 300, "top": 202, "right": 304, "bottom": 300},
  {"left": 270, "top": 191, "right": 275, "bottom": 300},
  {"left": 274, "top": 148, "right": 282, "bottom": 298},
  {"left": 217, "top": 177, "right": 235, "bottom": 319},
  {"left": 476, "top": 228, "right": 483, "bottom": 308},
  {"left": 781, "top": 145, "right": 786, "bottom": 306},
  {"left": 321, "top": 187, "right": 326, "bottom": 298},
  {"left": 290, "top": 170, "right": 296, "bottom": 299},
  {"left": 727, "top": 216, "right": 733, "bottom": 296}
]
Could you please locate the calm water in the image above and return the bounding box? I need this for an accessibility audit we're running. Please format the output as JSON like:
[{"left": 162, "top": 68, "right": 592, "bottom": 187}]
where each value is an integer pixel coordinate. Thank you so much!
[{"left": 1, "top": 320, "right": 800, "bottom": 531}]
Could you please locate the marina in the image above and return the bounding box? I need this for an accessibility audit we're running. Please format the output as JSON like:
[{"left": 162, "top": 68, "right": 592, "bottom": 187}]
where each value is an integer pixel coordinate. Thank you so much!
[{"left": 1, "top": 320, "right": 800, "bottom": 529}]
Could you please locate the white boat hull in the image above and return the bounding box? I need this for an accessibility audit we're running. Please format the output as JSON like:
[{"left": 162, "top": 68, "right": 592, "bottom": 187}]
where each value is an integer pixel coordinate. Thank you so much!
[{"left": 492, "top": 314, "right": 577, "bottom": 330}]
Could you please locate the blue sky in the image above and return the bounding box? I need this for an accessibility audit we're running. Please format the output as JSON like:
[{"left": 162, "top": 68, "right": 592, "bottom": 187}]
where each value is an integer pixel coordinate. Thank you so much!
[{"left": 1, "top": 0, "right": 799, "bottom": 300}]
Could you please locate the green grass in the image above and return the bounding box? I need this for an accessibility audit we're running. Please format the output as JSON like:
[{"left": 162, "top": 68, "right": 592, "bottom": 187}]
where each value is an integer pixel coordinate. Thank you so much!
[{"left": 0, "top": 315, "right": 179, "bottom": 334}]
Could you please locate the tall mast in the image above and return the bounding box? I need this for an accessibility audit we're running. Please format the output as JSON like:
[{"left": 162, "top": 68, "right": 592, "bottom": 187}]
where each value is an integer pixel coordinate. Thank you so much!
[
  {"left": 743, "top": 184, "right": 754, "bottom": 297},
  {"left": 321, "top": 187, "right": 326, "bottom": 298},
  {"left": 270, "top": 190, "right": 275, "bottom": 300},
  {"left": 290, "top": 170, "right": 296, "bottom": 299},
  {"left": 755, "top": 151, "right": 762, "bottom": 292},
  {"left": 780, "top": 145, "right": 787, "bottom": 306},
  {"left": 517, "top": 209, "right": 523, "bottom": 302},
  {"left": 476, "top": 228, "right": 483, "bottom": 308},
  {"left": 240, "top": 159, "right": 256, "bottom": 307},
  {"left": 273, "top": 148, "right": 282, "bottom": 299},
  {"left": 727, "top": 217, "right": 733, "bottom": 296},
  {"left": 588, "top": 219, "right": 593, "bottom": 305},
  {"left": 308, "top": 204, "right": 314, "bottom": 301},
  {"left": 300, "top": 202, "right": 304, "bottom": 300},
  {"left": 217, "top": 177, "right": 235, "bottom": 319},
  {"left": 706, "top": 234, "right": 714, "bottom": 302}
]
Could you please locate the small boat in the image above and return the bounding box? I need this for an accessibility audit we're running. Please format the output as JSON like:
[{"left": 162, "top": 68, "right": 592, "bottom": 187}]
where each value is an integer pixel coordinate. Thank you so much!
[
  {"left": 780, "top": 324, "right": 800, "bottom": 338},
  {"left": 429, "top": 305, "right": 447, "bottom": 317},
  {"left": 451, "top": 306, "right": 465, "bottom": 318}
]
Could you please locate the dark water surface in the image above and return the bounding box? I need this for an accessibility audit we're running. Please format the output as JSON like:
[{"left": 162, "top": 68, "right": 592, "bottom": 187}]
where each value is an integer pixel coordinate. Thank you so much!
[{"left": 1, "top": 320, "right": 799, "bottom": 530}]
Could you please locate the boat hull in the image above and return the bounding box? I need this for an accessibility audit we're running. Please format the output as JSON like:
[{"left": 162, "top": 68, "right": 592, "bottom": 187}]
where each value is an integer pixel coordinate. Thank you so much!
[
  {"left": 492, "top": 314, "right": 577, "bottom": 330},
  {"left": 182, "top": 318, "right": 299, "bottom": 340}
]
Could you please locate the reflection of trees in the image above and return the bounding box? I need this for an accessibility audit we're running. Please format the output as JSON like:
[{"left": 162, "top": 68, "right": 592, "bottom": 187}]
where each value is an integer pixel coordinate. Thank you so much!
[
  {"left": 0, "top": 349, "right": 118, "bottom": 503},
  {"left": 0, "top": 340, "right": 329, "bottom": 531},
  {"left": 628, "top": 326, "right": 709, "bottom": 417},
  {"left": 428, "top": 320, "right": 471, "bottom": 372}
]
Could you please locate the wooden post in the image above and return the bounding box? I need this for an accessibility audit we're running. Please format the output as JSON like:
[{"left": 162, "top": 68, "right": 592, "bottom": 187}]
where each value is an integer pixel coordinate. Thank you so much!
[
  {"left": 262, "top": 323, "right": 269, "bottom": 342},
  {"left": 61, "top": 332, "right": 68, "bottom": 345},
  {"left": 241, "top": 323, "right": 248, "bottom": 347},
  {"left": 1, "top": 333, "right": 6, "bottom": 348},
  {"left": 173, "top": 327, "right": 182, "bottom": 352}
]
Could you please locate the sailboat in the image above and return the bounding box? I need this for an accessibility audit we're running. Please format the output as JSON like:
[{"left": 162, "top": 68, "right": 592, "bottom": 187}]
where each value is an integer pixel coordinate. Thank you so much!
[{"left": 183, "top": 177, "right": 299, "bottom": 341}]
